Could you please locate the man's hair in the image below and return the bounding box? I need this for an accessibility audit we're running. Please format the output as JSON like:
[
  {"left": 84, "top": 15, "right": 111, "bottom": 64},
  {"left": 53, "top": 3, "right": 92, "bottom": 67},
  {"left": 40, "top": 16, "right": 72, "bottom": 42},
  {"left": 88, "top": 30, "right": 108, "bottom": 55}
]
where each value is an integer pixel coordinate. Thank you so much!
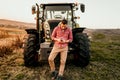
[{"left": 61, "top": 19, "right": 68, "bottom": 24}]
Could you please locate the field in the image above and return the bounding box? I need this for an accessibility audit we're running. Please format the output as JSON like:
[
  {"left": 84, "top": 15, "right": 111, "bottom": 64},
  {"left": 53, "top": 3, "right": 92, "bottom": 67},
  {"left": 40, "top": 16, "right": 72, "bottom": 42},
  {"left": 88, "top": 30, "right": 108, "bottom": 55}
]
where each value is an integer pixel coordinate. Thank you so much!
[{"left": 0, "top": 20, "right": 120, "bottom": 80}]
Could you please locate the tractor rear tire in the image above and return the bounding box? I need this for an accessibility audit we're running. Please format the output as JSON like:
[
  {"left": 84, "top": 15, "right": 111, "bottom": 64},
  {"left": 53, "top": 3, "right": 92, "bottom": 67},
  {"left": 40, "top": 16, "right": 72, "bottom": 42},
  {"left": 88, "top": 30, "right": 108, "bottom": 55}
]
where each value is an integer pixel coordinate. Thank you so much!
[
  {"left": 73, "top": 33, "right": 90, "bottom": 67},
  {"left": 23, "top": 34, "right": 38, "bottom": 67}
]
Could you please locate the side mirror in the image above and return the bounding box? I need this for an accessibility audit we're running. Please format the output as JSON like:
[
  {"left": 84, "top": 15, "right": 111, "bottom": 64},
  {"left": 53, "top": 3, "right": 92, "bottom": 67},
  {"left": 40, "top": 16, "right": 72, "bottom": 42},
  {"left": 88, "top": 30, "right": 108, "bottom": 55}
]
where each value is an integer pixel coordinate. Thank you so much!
[
  {"left": 80, "top": 4, "right": 85, "bottom": 13},
  {"left": 32, "top": 5, "right": 36, "bottom": 14}
]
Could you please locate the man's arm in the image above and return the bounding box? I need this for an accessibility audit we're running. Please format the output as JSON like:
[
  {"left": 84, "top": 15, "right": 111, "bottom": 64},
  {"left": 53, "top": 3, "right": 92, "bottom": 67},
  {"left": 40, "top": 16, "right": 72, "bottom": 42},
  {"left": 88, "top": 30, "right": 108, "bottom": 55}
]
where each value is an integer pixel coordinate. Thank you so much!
[
  {"left": 63, "top": 28, "right": 73, "bottom": 43},
  {"left": 68, "top": 29, "right": 73, "bottom": 43},
  {"left": 51, "top": 27, "right": 61, "bottom": 42}
]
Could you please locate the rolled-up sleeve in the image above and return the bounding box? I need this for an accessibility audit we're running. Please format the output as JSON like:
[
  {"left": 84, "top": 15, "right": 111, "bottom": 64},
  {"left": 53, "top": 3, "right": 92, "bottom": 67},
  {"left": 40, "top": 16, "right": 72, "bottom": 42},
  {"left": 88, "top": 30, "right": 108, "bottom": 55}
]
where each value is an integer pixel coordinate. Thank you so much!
[{"left": 68, "top": 29, "right": 73, "bottom": 42}]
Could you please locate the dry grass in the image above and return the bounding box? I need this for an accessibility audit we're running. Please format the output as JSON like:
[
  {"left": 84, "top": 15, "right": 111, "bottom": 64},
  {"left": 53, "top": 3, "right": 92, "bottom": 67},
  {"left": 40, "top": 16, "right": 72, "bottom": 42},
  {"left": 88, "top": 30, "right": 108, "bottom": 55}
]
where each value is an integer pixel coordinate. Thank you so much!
[
  {"left": 0, "top": 27, "right": 25, "bottom": 57},
  {"left": 0, "top": 44, "right": 13, "bottom": 57},
  {"left": 0, "top": 30, "right": 9, "bottom": 38}
]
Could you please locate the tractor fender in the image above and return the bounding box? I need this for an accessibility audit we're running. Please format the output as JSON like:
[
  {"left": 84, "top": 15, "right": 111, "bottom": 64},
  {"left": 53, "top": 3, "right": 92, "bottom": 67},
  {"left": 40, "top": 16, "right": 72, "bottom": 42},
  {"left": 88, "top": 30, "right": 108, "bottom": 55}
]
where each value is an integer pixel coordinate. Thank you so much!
[
  {"left": 72, "top": 27, "right": 86, "bottom": 35},
  {"left": 25, "top": 29, "right": 38, "bottom": 35}
]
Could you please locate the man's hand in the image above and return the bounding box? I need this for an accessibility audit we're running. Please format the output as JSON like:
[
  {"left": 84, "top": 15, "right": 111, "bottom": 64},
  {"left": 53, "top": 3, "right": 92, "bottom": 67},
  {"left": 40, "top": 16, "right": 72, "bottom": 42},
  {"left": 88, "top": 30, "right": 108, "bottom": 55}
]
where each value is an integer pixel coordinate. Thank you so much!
[
  {"left": 65, "top": 40, "right": 70, "bottom": 43},
  {"left": 62, "top": 40, "right": 69, "bottom": 43},
  {"left": 60, "top": 39, "right": 69, "bottom": 43},
  {"left": 54, "top": 38, "right": 70, "bottom": 43},
  {"left": 54, "top": 38, "right": 61, "bottom": 42}
]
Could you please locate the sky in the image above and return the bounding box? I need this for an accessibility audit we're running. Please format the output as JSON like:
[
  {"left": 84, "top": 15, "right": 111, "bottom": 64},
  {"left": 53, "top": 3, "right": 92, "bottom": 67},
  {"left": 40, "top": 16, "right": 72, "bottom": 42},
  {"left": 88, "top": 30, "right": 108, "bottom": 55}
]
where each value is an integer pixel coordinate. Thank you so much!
[{"left": 0, "top": 0, "right": 120, "bottom": 29}]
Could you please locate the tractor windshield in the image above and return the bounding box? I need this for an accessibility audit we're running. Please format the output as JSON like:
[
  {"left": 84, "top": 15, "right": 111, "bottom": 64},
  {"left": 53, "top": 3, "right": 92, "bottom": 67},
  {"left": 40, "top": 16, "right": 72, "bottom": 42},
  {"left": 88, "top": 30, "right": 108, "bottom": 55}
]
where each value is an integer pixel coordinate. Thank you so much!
[{"left": 44, "top": 6, "right": 72, "bottom": 21}]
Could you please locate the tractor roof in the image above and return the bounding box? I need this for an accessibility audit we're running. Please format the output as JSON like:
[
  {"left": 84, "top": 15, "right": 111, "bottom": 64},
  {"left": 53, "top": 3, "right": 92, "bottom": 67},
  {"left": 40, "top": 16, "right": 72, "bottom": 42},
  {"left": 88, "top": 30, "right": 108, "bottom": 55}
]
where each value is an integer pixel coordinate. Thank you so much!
[
  {"left": 40, "top": 3, "right": 76, "bottom": 10},
  {"left": 40, "top": 3, "right": 75, "bottom": 7}
]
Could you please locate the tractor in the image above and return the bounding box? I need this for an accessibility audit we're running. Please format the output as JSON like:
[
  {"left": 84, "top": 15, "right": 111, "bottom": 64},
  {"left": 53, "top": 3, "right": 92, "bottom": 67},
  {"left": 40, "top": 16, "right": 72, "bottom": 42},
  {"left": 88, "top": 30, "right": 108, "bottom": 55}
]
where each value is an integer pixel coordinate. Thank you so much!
[{"left": 23, "top": 3, "right": 90, "bottom": 67}]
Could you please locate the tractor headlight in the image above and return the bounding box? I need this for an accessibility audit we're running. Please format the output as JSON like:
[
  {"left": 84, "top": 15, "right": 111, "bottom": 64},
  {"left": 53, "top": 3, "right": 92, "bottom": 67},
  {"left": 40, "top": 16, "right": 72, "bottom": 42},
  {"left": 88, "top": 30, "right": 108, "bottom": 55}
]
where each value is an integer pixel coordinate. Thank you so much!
[
  {"left": 44, "top": 22, "right": 51, "bottom": 41},
  {"left": 46, "top": 30, "right": 50, "bottom": 39},
  {"left": 46, "top": 30, "right": 50, "bottom": 35},
  {"left": 46, "top": 35, "right": 50, "bottom": 38},
  {"left": 45, "top": 24, "right": 49, "bottom": 28}
]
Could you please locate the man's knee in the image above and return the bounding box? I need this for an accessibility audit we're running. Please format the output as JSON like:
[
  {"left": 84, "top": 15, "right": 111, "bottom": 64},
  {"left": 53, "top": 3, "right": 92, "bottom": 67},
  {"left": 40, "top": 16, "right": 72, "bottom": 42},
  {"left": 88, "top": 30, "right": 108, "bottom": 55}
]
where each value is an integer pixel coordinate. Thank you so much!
[
  {"left": 48, "top": 56, "right": 53, "bottom": 62},
  {"left": 60, "top": 60, "right": 66, "bottom": 65}
]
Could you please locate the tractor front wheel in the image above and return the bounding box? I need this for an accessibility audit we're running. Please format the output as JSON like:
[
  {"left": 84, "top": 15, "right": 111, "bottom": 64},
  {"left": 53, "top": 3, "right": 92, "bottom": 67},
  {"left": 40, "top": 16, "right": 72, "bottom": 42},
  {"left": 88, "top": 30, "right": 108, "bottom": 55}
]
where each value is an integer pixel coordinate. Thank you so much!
[
  {"left": 73, "top": 33, "right": 90, "bottom": 67},
  {"left": 23, "top": 34, "right": 38, "bottom": 67}
]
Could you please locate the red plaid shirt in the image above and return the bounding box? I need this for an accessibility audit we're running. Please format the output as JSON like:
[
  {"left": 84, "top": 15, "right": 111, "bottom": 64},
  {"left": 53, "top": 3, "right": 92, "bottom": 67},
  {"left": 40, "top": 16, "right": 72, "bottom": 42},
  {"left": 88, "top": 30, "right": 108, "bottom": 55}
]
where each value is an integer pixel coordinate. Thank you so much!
[{"left": 51, "top": 26, "right": 73, "bottom": 48}]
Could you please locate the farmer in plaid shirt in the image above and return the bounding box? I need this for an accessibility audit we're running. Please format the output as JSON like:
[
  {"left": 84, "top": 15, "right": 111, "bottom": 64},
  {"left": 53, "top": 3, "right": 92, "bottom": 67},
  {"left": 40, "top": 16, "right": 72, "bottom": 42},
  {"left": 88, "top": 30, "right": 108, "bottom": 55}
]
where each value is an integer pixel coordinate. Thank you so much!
[{"left": 48, "top": 19, "right": 73, "bottom": 80}]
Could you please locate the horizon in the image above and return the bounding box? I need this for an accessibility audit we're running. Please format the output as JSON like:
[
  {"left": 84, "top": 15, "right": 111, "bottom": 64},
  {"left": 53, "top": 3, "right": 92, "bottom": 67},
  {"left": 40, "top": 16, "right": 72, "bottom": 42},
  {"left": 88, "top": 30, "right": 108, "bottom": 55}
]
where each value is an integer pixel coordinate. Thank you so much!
[
  {"left": 0, "top": 0, "right": 120, "bottom": 29},
  {"left": 1, "top": 19, "right": 120, "bottom": 29}
]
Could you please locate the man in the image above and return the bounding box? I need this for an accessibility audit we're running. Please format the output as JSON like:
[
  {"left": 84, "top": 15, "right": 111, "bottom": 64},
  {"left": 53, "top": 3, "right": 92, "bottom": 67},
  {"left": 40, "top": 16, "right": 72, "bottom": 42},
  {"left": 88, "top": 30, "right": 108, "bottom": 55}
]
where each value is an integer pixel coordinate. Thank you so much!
[{"left": 48, "top": 19, "right": 73, "bottom": 80}]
